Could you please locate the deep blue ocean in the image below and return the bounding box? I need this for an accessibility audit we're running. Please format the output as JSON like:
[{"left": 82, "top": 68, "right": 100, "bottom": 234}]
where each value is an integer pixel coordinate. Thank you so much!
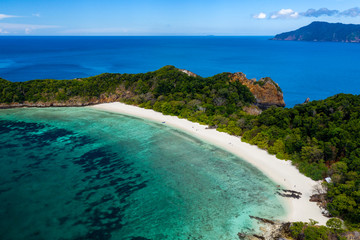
[{"left": 0, "top": 36, "right": 359, "bottom": 107}]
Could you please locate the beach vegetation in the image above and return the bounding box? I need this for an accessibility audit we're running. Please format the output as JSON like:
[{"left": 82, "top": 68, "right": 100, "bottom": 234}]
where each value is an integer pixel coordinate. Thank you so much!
[
  {"left": 290, "top": 220, "right": 347, "bottom": 240},
  {"left": 326, "top": 218, "right": 343, "bottom": 231},
  {"left": 303, "top": 225, "right": 330, "bottom": 240},
  {"left": 238, "top": 93, "right": 360, "bottom": 227},
  {"left": 290, "top": 222, "right": 306, "bottom": 239}
]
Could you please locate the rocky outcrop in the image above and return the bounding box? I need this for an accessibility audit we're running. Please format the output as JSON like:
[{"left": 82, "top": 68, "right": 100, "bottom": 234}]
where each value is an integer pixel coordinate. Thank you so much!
[
  {"left": 177, "top": 68, "right": 198, "bottom": 77},
  {"left": 243, "top": 105, "right": 262, "bottom": 116},
  {"left": 249, "top": 216, "right": 276, "bottom": 225},
  {"left": 276, "top": 189, "right": 302, "bottom": 199},
  {"left": 309, "top": 193, "right": 326, "bottom": 203},
  {"left": 230, "top": 72, "right": 285, "bottom": 109},
  {"left": 309, "top": 193, "right": 331, "bottom": 217},
  {"left": 342, "top": 231, "right": 360, "bottom": 240},
  {"left": 238, "top": 216, "right": 292, "bottom": 240}
]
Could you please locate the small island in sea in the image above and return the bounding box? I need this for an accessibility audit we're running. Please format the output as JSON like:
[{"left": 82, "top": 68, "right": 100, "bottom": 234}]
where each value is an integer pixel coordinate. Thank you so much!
[
  {"left": 271, "top": 21, "right": 360, "bottom": 43},
  {"left": 1, "top": 66, "right": 360, "bottom": 239}
]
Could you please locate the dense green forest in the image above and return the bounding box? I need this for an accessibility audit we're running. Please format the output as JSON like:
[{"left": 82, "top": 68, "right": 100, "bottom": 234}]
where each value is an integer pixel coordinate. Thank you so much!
[
  {"left": 0, "top": 65, "right": 255, "bottom": 113},
  {"left": 0, "top": 65, "right": 359, "bottom": 227},
  {"left": 288, "top": 218, "right": 348, "bottom": 240},
  {"left": 237, "top": 94, "right": 360, "bottom": 226}
]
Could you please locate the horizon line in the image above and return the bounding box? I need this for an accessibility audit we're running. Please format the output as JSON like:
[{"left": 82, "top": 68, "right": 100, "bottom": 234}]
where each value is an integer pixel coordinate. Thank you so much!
[{"left": 0, "top": 35, "right": 274, "bottom": 37}]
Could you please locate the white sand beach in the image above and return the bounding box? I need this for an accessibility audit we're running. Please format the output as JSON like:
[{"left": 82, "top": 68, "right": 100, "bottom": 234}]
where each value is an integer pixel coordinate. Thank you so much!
[{"left": 91, "top": 102, "right": 329, "bottom": 225}]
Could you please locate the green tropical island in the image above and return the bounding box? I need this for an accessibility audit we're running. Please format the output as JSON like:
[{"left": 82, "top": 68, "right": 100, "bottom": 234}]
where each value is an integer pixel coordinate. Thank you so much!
[
  {"left": 272, "top": 21, "right": 360, "bottom": 43},
  {"left": 0, "top": 65, "right": 359, "bottom": 239}
]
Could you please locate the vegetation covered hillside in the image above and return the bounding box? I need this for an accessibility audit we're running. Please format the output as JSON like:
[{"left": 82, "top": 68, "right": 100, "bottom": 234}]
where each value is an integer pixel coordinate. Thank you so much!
[
  {"left": 239, "top": 94, "right": 360, "bottom": 226},
  {"left": 0, "top": 65, "right": 257, "bottom": 116},
  {"left": 272, "top": 21, "right": 360, "bottom": 43}
]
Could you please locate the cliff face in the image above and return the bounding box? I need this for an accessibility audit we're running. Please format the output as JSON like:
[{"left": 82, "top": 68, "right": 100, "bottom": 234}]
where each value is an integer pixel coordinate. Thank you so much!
[
  {"left": 230, "top": 72, "right": 285, "bottom": 109},
  {"left": 272, "top": 21, "right": 360, "bottom": 43}
]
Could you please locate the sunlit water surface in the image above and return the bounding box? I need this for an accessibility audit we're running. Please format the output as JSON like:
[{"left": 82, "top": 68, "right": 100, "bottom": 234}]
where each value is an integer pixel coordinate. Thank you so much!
[{"left": 0, "top": 107, "right": 285, "bottom": 240}]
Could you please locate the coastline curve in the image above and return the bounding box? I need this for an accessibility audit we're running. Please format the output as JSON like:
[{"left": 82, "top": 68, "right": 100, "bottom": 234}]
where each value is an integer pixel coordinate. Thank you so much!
[{"left": 90, "top": 102, "right": 329, "bottom": 225}]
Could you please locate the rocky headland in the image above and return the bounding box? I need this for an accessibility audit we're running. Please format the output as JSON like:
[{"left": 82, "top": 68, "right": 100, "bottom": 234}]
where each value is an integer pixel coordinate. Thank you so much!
[
  {"left": 230, "top": 72, "right": 285, "bottom": 109},
  {"left": 0, "top": 66, "right": 285, "bottom": 113}
]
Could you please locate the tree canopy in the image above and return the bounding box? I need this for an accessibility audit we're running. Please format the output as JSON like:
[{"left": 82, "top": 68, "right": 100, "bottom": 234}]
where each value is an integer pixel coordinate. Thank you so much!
[{"left": 239, "top": 94, "right": 360, "bottom": 226}]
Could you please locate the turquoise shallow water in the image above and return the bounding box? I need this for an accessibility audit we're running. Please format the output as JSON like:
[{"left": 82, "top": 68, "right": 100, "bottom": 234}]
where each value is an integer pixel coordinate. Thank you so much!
[{"left": 0, "top": 107, "right": 285, "bottom": 240}]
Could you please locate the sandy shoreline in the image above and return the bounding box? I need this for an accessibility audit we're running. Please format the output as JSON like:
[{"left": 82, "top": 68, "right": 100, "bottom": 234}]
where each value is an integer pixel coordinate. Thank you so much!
[{"left": 91, "top": 102, "right": 329, "bottom": 225}]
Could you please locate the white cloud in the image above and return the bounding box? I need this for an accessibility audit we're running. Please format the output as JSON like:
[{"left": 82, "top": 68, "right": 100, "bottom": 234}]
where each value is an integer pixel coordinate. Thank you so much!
[
  {"left": 258, "top": 7, "right": 360, "bottom": 21},
  {"left": 0, "top": 23, "right": 60, "bottom": 34},
  {"left": 0, "top": 14, "right": 19, "bottom": 20},
  {"left": 270, "top": 9, "right": 299, "bottom": 19},
  {"left": 0, "top": 28, "right": 9, "bottom": 34},
  {"left": 253, "top": 12, "right": 267, "bottom": 19},
  {"left": 32, "top": 13, "right": 41, "bottom": 17}
]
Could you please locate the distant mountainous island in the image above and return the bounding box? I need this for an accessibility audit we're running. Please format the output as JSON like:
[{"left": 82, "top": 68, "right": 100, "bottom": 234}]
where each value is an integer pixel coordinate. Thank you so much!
[{"left": 272, "top": 21, "right": 360, "bottom": 43}]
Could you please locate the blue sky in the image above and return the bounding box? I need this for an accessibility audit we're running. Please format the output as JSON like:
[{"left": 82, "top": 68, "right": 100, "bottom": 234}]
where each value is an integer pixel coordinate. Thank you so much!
[{"left": 1, "top": 0, "right": 360, "bottom": 36}]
